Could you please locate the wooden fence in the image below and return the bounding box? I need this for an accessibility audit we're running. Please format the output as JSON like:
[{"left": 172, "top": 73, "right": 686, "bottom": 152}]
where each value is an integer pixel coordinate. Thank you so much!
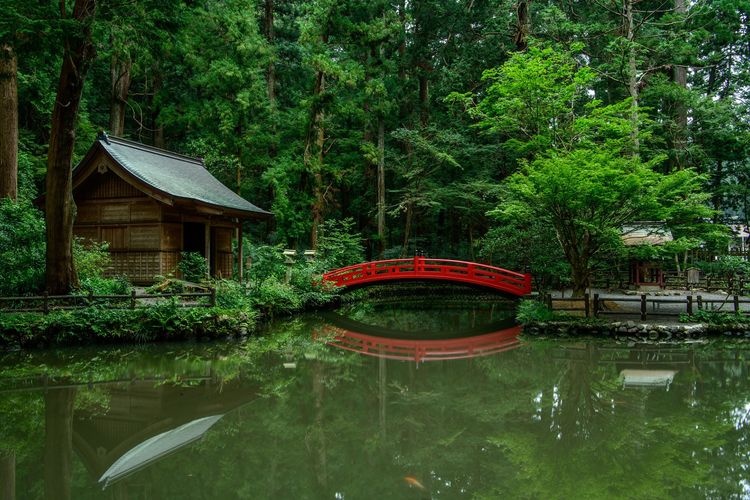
[
  {"left": 543, "top": 293, "right": 750, "bottom": 321},
  {"left": 590, "top": 272, "right": 749, "bottom": 293},
  {"left": 0, "top": 289, "right": 216, "bottom": 314}
]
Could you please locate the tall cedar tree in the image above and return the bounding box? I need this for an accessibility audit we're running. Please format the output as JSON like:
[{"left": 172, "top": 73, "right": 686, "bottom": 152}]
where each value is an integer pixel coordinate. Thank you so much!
[{"left": 45, "top": 0, "right": 97, "bottom": 294}]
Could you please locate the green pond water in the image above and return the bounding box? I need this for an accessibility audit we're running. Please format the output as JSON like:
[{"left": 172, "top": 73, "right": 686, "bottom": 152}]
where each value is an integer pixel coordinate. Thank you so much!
[{"left": 1, "top": 298, "right": 749, "bottom": 499}]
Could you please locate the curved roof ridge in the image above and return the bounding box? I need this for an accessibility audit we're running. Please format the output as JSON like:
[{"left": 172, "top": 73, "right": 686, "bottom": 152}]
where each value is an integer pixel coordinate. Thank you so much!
[{"left": 103, "top": 134, "right": 204, "bottom": 166}]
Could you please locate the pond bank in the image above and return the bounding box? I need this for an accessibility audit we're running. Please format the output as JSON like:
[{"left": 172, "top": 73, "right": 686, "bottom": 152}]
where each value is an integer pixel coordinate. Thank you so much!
[{"left": 525, "top": 320, "right": 750, "bottom": 342}]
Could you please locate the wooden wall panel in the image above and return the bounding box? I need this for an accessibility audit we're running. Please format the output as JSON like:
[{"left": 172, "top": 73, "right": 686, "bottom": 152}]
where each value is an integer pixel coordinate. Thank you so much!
[
  {"left": 161, "top": 251, "right": 180, "bottom": 276},
  {"left": 101, "top": 204, "right": 130, "bottom": 223},
  {"left": 129, "top": 226, "right": 160, "bottom": 249},
  {"left": 74, "top": 227, "right": 98, "bottom": 241},
  {"left": 76, "top": 204, "right": 99, "bottom": 223},
  {"left": 215, "top": 253, "right": 233, "bottom": 279},
  {"left": 213, "top": 228, "right": 233, "bottom": 252},
  {"left": 130, "top": 201, "right": 160, "bottom": 222},
  {"left": 77, "top": 169, "right": 143, "bottom": 200},
  {"left": 161, "top": 224, "right": 182, "bottom": 251},
  {"left": 101, "top": 227, "right": 126, "bottom": 249}
]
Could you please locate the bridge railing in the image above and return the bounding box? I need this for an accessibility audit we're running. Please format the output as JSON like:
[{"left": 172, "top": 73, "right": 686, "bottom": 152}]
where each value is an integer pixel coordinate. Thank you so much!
[
  {"left": 322, "top": 256, "right": 532, "bottom": 295},
  {"left": 315, "top": 325, "right": 522, "bottom": 362}
]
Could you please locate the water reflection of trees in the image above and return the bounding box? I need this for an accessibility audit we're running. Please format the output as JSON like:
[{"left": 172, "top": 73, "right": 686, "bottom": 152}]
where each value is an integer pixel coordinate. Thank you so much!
[{"left": 0, "top": 334, "right": 749, "bottom": 499}]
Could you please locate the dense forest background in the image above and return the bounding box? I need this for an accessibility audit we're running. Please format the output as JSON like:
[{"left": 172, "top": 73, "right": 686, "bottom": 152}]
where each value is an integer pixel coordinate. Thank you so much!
[{"left": 1, "top": 0, "right": 749, "bottom": 292}]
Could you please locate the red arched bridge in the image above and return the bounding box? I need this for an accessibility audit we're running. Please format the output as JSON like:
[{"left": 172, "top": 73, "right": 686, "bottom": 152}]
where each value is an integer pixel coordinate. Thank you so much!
[{"left": 322, "top": 256, "right": 532, "bottom": 296}]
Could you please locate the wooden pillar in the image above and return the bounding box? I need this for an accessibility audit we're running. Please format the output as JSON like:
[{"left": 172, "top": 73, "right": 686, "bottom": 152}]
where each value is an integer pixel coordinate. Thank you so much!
[
  {"left": 237, "top": 222, "right": 244, "bottom": 283},
  {"left": 204, "top": 223, "right": 211, "bottom": 278}
]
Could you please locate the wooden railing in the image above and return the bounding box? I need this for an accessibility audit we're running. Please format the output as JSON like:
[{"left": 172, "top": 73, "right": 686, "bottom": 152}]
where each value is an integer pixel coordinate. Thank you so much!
[
  {"left": 543, "top": 293, "right": 750, "bottom": 321},
  {"left": 0, "top": 289, "right": 216, "bottom": 314}
]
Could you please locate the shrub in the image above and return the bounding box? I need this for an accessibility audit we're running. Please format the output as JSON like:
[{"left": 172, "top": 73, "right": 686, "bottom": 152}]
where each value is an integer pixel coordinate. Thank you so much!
[
  {"left": 73, "top": 238, "right": 132, "bottom": 295},
  {"left": 178, "top": 252, "right": 209, "bottom": 283},
  {"left": 680, "top": 309, "right": 749, "bottom": 325},
  {"left": 0, "top": 199, "right": 45, "bottom": 295},
  {"left": 516, "top": 299, "right": 556, "bottom": 324}
]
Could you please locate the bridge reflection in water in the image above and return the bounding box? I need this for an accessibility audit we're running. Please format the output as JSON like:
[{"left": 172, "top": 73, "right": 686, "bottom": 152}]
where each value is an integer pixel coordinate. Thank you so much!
[{"left": 314, "top": 313, "right": 522, "bottom": 363}]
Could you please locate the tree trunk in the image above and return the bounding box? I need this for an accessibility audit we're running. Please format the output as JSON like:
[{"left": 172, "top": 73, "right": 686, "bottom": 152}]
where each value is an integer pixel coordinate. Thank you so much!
[
  {"left": 0, "top": 43, "right": 18, "bottom": 200},
  {"left": 377, "top": 115, "right": 386, "bottom": 258},
  {"left": 671, "top": 0, "right": 687, "bottom": 170},
  {"left": 45, "top": 0, "right": 97, "bottom": 294},
  {"left": 265, "top": 0, "right": 275, "bottom": 105},
  {"left": 514, "top": 1, "right": 531, "bottom": 51},
  {"left": 152, "top": 65, "right": 165, "bottom": 148},
  {"left": 44, "top": 388, "right": 76, "bottom": 500},
  {"left": 418, "top": 74, "right": 429, "bottom": 127},
  {"left": 401, "top": 201, "right": 413, "bottom": 257},
  {"left": 625, "top": 0, "right": 640, "bottom": 157},
  {"left": 570, "top": 260, "right": 590, "bottom": 298},
  {"left": 109, "top": 55, "right": 131, "bottom": 136},
  {"left": 306, "top": 68, "right": 326, "bottom": 249}
]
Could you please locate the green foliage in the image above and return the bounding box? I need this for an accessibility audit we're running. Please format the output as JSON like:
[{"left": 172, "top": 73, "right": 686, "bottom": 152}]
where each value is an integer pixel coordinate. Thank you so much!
[
  {"left": 73, "top": 238, "right": 132, "bottom": 295},
  {"left": 250, "top": 276, "right": 302, "bottom": 318},
  {"left": 178, "top": 252, "right": 209, "bottom": 283},
  {"left": 516, "top": 299, "right": 557, "bottom": 325},
  {"left": 248, "top": 245, "right": 287, "bottom": 283},
  {"left": 680, "top": 309, "right": 750, "bottom": 326},
  {"left": 0, "top": 199, "right": 45, "bottom": 295},
  {"left": 315, "top": 218, "right": 364, "bottom": 269},
  {"left": 0, "top": 304, "right": 257, "bottom": 348}
]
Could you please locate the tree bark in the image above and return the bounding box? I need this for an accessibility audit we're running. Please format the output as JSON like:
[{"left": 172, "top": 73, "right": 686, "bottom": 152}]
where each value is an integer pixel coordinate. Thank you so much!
[
  {"left": 109, "top": 55, "right": 131, "bottom": 136},
  {"left": 45, "top": 0, "right": 97, "bottom": 294},
  {"left": 306, "top": 68, "right": 326, "bottom": 249},
  {"left": 0, "top": 43, "right": 18, "bottom": 200},
  {"left": 671, "top": 0, "right": 687, "bottom": 170},
  {"left": 514, "top": 1, "right": 531, "bottom": 51},
  {"left": 377, "top": 114, "right": 386, "bottom": 257},
  {"left": 264, "top": 0, "right": 275, "bottom": 105},
  {"left": 625, "top": 0, "right": 640, "bottom": 157}
]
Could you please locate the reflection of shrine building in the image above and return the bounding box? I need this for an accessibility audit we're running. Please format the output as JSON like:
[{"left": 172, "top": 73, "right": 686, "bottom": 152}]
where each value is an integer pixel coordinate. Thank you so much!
[
  {"left": 554, "top": 343, "right": 695, "bottom": 391},
  {"left": 73, "top": 377, "right": 256, "bottom": 489}
]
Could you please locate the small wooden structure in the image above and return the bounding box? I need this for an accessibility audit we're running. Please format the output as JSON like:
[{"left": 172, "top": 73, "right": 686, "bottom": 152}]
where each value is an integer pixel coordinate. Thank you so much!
[
  {"left": 621, "top": 222, "right": 673, "bottom": 289},
  {"left": 72, "top": 133, "right": 271, "bottom": 283}
]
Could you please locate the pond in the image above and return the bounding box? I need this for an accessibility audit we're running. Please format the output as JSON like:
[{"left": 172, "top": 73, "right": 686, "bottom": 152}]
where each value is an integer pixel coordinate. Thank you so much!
[{"left": 1, "top": 297, "right": 749, "bottom": 499}]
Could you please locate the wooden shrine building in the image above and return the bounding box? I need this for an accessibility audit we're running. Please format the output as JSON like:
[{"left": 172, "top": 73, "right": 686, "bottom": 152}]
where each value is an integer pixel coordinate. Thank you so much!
[
  {"left": 71, "top": 133, "right": 271, "bottom": 283},
  {"left": 621, "top": 222, "right": 673, "bottom": 289}
]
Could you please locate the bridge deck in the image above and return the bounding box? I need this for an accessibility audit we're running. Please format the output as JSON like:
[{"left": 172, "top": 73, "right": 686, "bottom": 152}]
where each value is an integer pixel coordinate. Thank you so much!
[{"left": 322, "top": 257, "right": 532, "bottom": 296}]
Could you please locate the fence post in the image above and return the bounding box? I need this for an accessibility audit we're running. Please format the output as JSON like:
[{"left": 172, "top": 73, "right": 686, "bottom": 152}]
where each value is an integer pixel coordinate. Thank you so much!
[
  {"left": 43, "top": 291, "right": 49, "bottom": 315},
  {"left": 734, "top": 295, "right": 740, "bottom": 314},
  {"left": 584, "top": 293, "right": 590, "bottom": 318},
  {"left": 687, "top": 295, "right": 693, "bottom": 316},
  {"left": 640, "top": 294, "right": 647, "bottom": 321},
  {"left": 210, "top": 287, "right": 217, "bottom": 307},
  {"left": 593, "top": 293, "right": 600, "bottom": 318},
  {"left": 545, "top": 293, "right": 552, "bottom": 310},
  {"left": 130, "top": 289, "right": 136, "bottom": 310},
  {"left": 697, "top": 295, "right": 702, "bottom": 310}
]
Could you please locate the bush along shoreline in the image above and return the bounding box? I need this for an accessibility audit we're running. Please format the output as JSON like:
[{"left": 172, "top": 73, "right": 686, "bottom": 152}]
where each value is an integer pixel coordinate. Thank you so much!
[
  {"left": 0, "top": 219, "right": 362, "bottom": 351},
  {"left": 518, "top": 300, "right": 750, "bottom": 342}
]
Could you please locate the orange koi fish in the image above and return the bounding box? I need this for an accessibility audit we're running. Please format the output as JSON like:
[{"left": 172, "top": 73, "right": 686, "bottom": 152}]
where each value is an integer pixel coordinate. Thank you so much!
[{"left": 404, "top": 476, "right": 426, "bottom": 490}]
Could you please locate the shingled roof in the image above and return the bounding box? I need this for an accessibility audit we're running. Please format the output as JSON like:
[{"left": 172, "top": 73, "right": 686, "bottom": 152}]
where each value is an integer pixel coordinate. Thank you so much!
[{"left": 75, "top": 133, "right": 272, "bottom": 219}]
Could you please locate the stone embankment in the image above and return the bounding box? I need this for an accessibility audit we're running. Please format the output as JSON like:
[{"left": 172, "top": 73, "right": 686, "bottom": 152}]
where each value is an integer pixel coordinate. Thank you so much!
[{"left": 525, "top": 320, "right": 750, "bottom": 341}]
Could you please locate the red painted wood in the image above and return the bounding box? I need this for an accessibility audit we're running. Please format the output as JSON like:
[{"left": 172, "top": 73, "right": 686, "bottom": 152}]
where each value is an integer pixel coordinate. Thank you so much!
[
  {"left": 314, "top": 325, "right": 522, "bottom": 362},
  {"left": 322, "top": 256, "right": 532, "bottom": 296}
]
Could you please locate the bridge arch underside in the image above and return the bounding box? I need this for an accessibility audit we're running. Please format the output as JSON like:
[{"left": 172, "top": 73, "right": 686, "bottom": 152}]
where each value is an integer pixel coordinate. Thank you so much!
[{"left": 333, "top": 276, "right": 527, "bottom": 298}]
